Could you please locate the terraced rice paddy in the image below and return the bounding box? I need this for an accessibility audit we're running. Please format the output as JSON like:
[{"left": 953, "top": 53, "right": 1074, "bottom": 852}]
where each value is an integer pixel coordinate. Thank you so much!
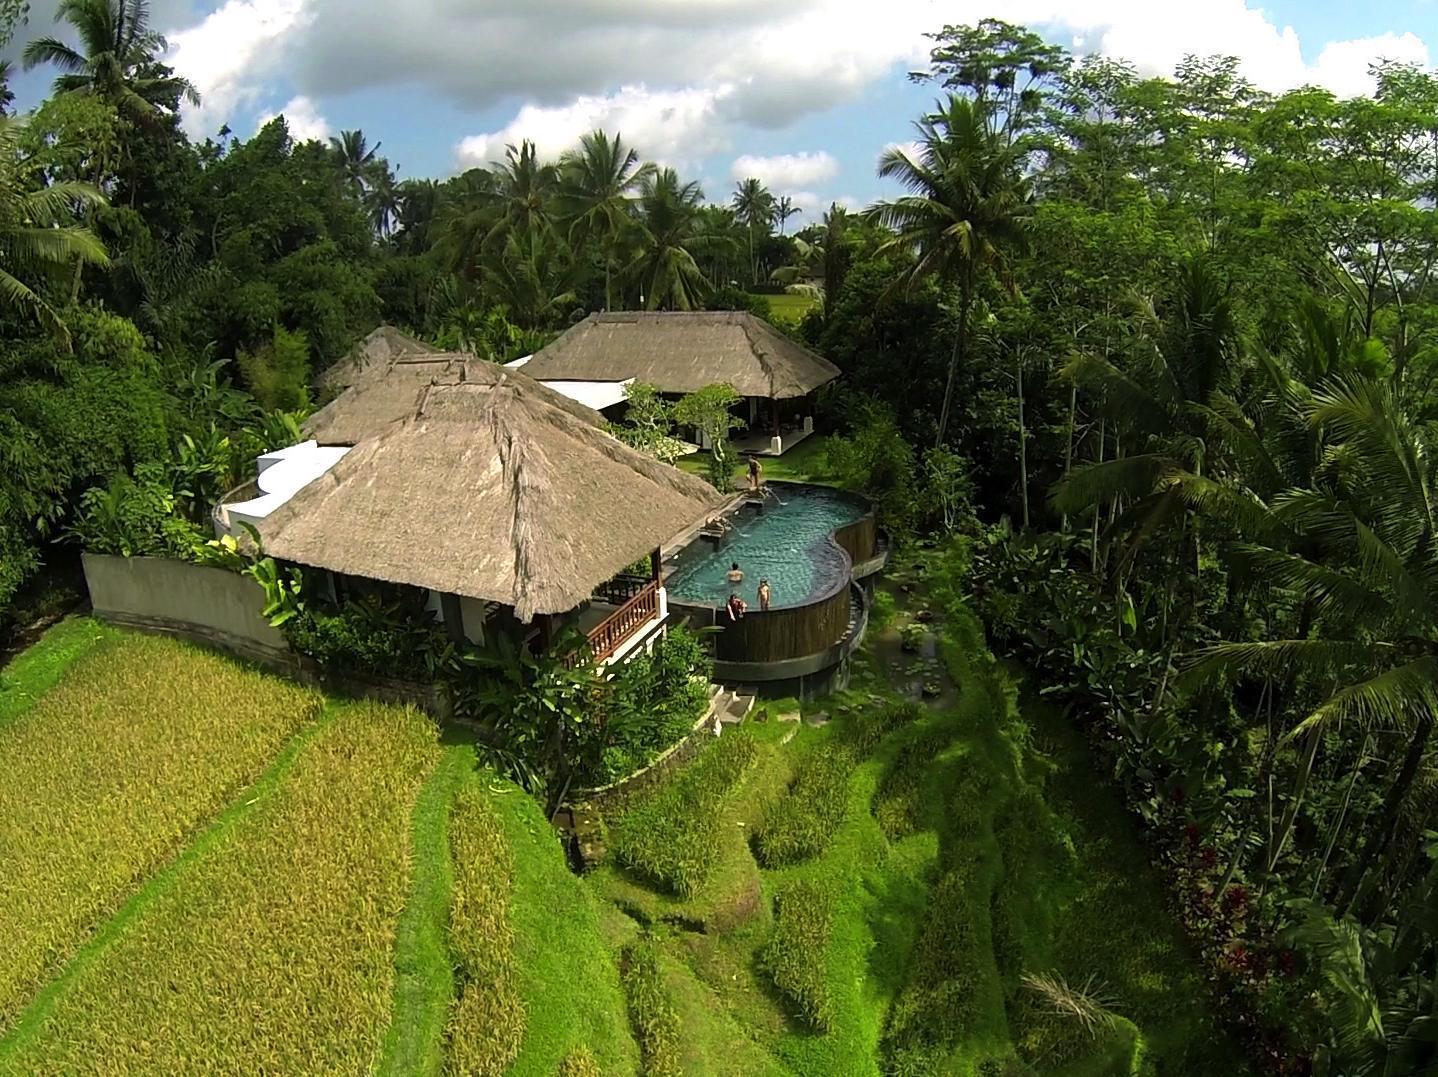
[
  {"left": 0, "top": 629, "right": 321, "bottom": 1031},
  {"left": 0, "top": 611, "right": 1236, "bottom": 1076}
]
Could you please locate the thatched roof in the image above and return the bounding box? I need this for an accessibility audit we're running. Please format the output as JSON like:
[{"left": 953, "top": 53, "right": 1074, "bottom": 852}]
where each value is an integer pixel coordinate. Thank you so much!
[
  {"left": 304, "top": 354, "right": 604, "bottom": 446},
  {"left": 260, "top": 379, "right": 722, "bottom": 621},
  {"left": 315, "top": 326, "right": 439, "bottom": 394},
  {"left": 518, "top": 311, "right": 840, "bottom": 399}
]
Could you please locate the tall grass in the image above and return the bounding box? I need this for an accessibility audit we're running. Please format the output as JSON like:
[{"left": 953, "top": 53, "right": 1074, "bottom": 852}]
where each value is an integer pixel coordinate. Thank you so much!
[
  {"left": 446, "top": 782, "right": 526, "bottom": 1076},
  {"left": 610, "top": 729, "right": 759, "bottom": 897},
  {"left": 760, "top": 879, "right": 837, "bottom": 1030},
  {"left": 0, "top": 632, "right": 320, "bottom": 1030},
  {"left": 621, "top": 940, "right": 682, "bottom": 1077},
  {"left": 0, "top": 701, "right": 440, "bottom": 1074}
]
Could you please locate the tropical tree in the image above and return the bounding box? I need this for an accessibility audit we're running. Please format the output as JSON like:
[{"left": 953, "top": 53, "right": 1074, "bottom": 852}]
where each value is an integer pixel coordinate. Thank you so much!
[
  {"left": 22, "top": 0, "right": 199, "bottom": 122},
  {"left": 626, "top": 168, "right": 723, "bottom": 311},
  {"left": 328, "top": 129, "right": 379, "bottom": 196},
  {"left": 485, "top": 140, "right": 559, "bottom": 248},
  {"left": 867, "top": 94, "right": 1030, "bottom": 446},
  {"left": 557, "top": 129, "right": 653, "bottom": 310},
  {"left": 365, "top": 162, "right": 402, "bottom": 237},
  {"left": 731, "top": 176, "right": 775, "bottom": 285},
  {"left": 775, "top": 194, "right": 802, "bottom": 234},
  {"left": 479, "top": 227, "right": 578, "bottom": 330},
  {"left": 0, "top": 114, "right": 108, "bottom": 342},
  {"left": 1186, "top": 377, "right": 1438, "bottom": 924}
]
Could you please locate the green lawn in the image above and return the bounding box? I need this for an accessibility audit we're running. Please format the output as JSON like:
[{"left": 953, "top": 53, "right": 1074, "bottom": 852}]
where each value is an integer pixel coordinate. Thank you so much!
[
  {"left": 678, "top": 434, "right": 837, "bottom": 489},
  {"left": 763, "top": 292, "right": 820, "bottom": 324}
]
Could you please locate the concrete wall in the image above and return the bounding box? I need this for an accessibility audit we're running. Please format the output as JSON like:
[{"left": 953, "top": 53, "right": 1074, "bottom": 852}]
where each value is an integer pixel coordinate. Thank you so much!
[{"left": 83, "top": 553, "right": 290, "bottom": 665}]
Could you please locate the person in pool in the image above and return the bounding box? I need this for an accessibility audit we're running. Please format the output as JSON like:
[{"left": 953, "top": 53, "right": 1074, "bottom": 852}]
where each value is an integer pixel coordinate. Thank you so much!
[
  {"left": 757, "top": 579, "right": 772, "bottom": 611},
  {"left": 726, "top": 593, "right": 747, "bottom": 621},
  {"left": 726, "top": 561, "right": 744, "bottom": 583}
]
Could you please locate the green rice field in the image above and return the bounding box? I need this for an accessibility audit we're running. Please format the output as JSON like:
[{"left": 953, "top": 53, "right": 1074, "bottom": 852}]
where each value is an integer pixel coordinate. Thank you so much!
[{"left": 0, "top": 612, "right": 1236, "bottom": 1075}]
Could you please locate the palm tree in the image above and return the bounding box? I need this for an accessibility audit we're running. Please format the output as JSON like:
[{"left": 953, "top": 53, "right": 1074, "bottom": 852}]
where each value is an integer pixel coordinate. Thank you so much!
[
  {"left": 365, "top": 162, "right": 402, "bottom": 237},
  {"left": 1185, "top": 377, "right": 1438, "bottom": 922},
  {"left": 434, "top": 168, "right": 499, "bottom": 277},
  {"left": 0, "top": 115, "right": 108, "bottom": 343},
  {"left": 486, "top": 140, "right": 558, "bottom": 248},
  {"left": 394, "top": 178, "right": 439, "bottom": 254},
  {"left": 23, "top": 0, "right": 200, "bottom": 122},
  {"left": 329, "top": 129, "right": 379, "bottom": 196},
  {"left": 867, "top": 95, "right": 1030, "bottom": 447},
  {"left": 626, "top": 168, "right": 725, "bottom": 311},
  {"left": 774, "top": 195, "right": 802, "bottom": 234},
  {"left": 557, "top": 129, "right": 654, "bottom": 310},
  {"left": 731, "top": 176, "right": 774, "bottom": 286},
  {"left": 479, "top": 227, "right": 579, "bottom": 330}
]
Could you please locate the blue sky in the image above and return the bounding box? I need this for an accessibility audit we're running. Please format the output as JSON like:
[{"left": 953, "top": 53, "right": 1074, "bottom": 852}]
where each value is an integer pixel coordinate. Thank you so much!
[{"left": 7, "top": 1, "right": 1438, "bottom": 213}]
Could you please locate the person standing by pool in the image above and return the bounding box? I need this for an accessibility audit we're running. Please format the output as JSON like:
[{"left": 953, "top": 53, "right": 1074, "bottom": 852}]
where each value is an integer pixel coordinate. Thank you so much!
[
  {"left": 726, "top": 593, "right": 747, "bottom": 621},
  {"left": 757, "top": 579, "right": 772, "bottom": 611},
  {"left": 727, "top": 561, "right": 744, "bottom": 584},
  {"left": 747, "top": 455, "right": 762, "bottom": 492}
]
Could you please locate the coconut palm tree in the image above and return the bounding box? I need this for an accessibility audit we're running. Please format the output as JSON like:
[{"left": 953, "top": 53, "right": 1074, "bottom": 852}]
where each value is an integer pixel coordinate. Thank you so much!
[
  {"left": 329, "top": 129, "right": 379, "bottom": 196},
  {"left": 867, "top": 94, "right": 1030, "bottom": 447},
  {"left": 731, "top": 176, "right": 774, "bottom": 286},
  {"left": 23, "top": 0, "right": 199, "bottom": 121},
  {"left": 365, "top": 162, "right": 402, "bottom": 237},
  {"left": 1185, "top": 376, "right": 1438, "bottom": 922},
  {"left": 0, "top": 115, "right": 108, "bottom": 343},
  {"left": 486, "top": 140, "right": 558, "bottom": 248},
  {"left": 626, "top": 168, "right": 725, "bottom": 311},
  {"left": 774, "top": 194, "right": 802, "bottom": 234},
  {"left": 557, "top": 129, "right": 654, "bottom": 310},
  {"left": 479, "top": 227, "right": 579, "bottom": 330}
]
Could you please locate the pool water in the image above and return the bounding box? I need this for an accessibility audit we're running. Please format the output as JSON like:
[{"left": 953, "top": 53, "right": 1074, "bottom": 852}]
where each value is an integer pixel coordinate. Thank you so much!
[{"left": 666, "top": 485, "right": 867, "bottom": 609}]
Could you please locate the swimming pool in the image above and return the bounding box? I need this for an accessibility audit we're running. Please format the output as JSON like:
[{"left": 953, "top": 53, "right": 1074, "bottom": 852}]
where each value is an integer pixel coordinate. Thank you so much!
[{"left": 665, "top": 484, "right": 869, "bottom": 610}]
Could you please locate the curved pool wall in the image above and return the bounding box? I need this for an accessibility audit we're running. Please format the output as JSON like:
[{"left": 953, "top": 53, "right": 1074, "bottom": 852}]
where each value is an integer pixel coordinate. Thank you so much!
[{"left": 666, "top": 481, "right": 884, "bottom": 699}]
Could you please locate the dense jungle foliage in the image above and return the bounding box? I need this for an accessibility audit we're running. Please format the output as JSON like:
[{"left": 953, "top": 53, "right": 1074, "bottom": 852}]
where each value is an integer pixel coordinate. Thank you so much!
[{"left": 7, "top": 2, "right": 1438, "bottom": 1068}]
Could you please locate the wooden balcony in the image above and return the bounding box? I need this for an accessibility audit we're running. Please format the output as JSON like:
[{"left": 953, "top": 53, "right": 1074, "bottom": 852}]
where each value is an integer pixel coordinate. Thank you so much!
[{"left": 576, "top": 579, "right": 661, "bottom": 666}]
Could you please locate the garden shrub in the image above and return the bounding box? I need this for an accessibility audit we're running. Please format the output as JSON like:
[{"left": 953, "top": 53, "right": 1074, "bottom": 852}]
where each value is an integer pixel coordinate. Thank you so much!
[
  {"left": 620, "top": 940, "right": 681, "bottom": 1077},
  {"left": 760, "top": 879, "right": 837, "bottom": 1031},
  {"left": 580, "top": 627, "right": 711, "bottom": 787},
  {"left": 843, "top": 699, "right": 923, "bottom": 757},
  {"left": 286, "top": 595, "right": 446, "bottom": 680},
  {"left": 609, "top": 729, "right": 759, "bottom": 897},
  {"left": 69, "top": 463, "right": 205, "bottom": 559},
  {"left": 446, "top": 785, "right": 526, "bottom": 1076}
]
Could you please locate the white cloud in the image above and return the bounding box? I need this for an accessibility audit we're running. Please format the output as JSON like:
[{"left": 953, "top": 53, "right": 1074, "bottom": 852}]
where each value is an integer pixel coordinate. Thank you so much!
[
  {"left": 1309, "top": 32, "right": 1430, "bottom": 98},
  {"left": 257, "top": 95, "right": 330, "bottom": 142},
  {"left": 164, "top": 0, "right": 309, "bottom": 138},
  {"left": 730, "top": 151, "right": 838, "bottom": 190},
  {"left": 455, "top": 84, "right": 736, "bottom": 172}
]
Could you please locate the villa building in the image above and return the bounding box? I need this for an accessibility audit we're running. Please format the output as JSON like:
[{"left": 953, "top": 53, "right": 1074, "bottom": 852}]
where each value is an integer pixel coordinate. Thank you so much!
[
  {"left": 512, "top": 311, "right": 841, "bottom": 455},
  {"left": 218, "top": 356, "right": 722, "bottom": 667}
]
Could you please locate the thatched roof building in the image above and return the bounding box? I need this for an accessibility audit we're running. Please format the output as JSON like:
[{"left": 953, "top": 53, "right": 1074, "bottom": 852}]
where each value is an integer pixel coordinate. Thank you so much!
[
  {"left": 304, "top": 355, "right": 604, "bottom": 446},
  {"left": 260, "top": 376, "right": 722, "bottom": 621},
  {"left": 316, "top": 326, "right": 441, "bottom": 395},
  {"left": 518, "top": 311, "right": 840, "bottom": 399}
]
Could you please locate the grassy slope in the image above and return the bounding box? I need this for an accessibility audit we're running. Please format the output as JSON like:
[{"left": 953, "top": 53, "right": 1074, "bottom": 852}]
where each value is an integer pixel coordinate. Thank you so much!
[
  {"left": 378, "top": 740, "right": 475, "bottom": 1077},
  {"left": 495, "top": 778, "right": 640, "bottom": 1076},
  {"left": 0, "top": 616, "right": 115, "bottom": 725}
]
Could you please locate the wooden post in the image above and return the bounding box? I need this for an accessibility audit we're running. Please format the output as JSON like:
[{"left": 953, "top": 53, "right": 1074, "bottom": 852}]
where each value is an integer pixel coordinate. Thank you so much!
[
  {"left": 649, "top": 548, "right": 662, "bottom": 582},
  {"left": 439, "top": 592, "right": 465, "bottom": 643}
]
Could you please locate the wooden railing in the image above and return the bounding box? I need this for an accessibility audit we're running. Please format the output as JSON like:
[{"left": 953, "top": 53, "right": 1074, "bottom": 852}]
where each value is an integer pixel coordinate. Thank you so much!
[
  {"left": 583, "top": 580, "right": 660, "bottom": 665},
  {"left": 592, "top": 573, "right": 653, "bottom": 607}
]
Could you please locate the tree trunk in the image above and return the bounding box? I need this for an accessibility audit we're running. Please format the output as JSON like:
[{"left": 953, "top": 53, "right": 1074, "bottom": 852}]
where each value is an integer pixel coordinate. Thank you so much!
[
  {"left": 1313, "top": 733, "right": 1370, "bottom": 900},
  {"left": 1091, "top": 419, "right": 1104, "bottom": 574},
  {"left": 1264, "top": 724, "right": 1320, "bottom": 878},
  {"left": 1017, "top": 347, "right": 1029, "bottom": 530},
  {"left": 1337, "top": 715, "right": 1434, "bottom": 919},
  {"left": 1062, "top": 379, "right": 1077, "bottom": 533},
  {"left": 935, "top": 264, "right": 972, "bottom": 449}
]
